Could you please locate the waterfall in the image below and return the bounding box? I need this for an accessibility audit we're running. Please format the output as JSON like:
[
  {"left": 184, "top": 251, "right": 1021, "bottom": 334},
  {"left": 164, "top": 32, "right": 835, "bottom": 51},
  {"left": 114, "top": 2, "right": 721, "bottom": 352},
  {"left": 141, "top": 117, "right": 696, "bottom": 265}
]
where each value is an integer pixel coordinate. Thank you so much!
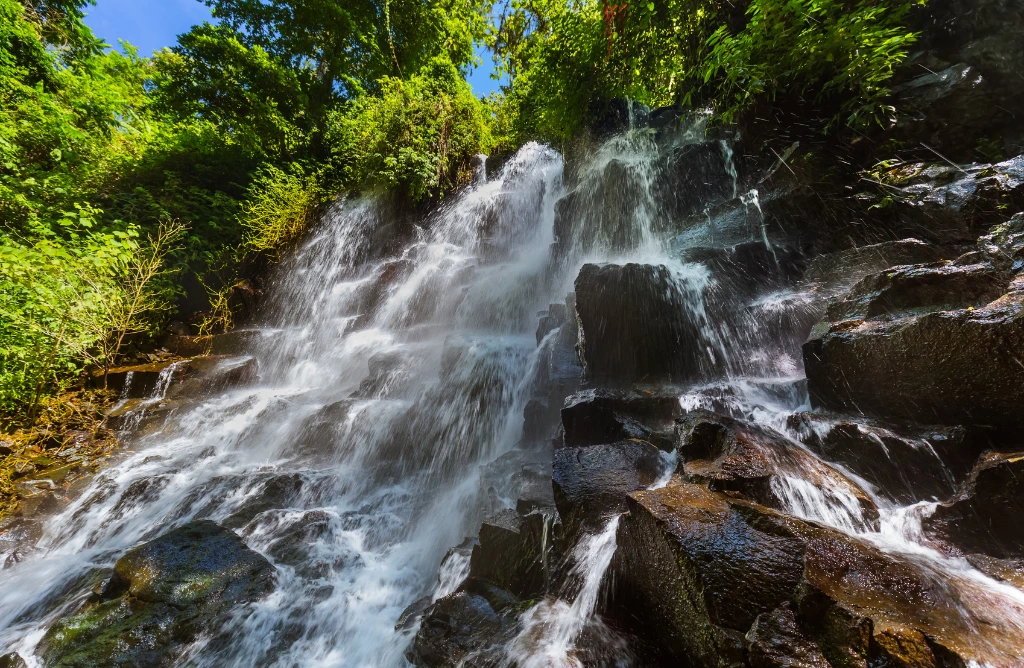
[{"left": 3, "top": 120, "right": 1024, "bottom": 667}]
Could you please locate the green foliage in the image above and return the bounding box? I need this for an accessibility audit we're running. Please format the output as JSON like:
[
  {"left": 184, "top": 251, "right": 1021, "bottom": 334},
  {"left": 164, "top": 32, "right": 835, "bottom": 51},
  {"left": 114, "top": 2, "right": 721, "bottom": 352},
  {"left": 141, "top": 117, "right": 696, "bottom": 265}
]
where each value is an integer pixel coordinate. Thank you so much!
[
  {"left": 239, "top": 164, "right": 326, "bottom": 255},
  {"left": 494, "top": 0, "right": 923, "bottom": 142},
  {"left": 704, "top": 0, "right": 921, "bottom": 126},
  {"left": 329, "top": 59, "right": 494, "bottom": 200},
  {"left": 0, "top": 0, "right": 496, "bottom": 420}
]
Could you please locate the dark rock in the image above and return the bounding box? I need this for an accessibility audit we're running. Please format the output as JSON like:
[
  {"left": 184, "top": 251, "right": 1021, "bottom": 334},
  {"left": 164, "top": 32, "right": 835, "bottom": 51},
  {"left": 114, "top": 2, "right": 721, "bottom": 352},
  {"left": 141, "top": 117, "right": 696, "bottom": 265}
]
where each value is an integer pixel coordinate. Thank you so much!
[
  {"left": 39, "top": 520, "right": 274, "bottom": 667},
  {"left": 858, "top": 157, "right": 1024, "bottom": 243},
  {"left": 574, "top": 263, "right": 718, "bottom": 383},
  {"left": 352, "top": 350, "right": 411, "bottom": 399},
  {"left": 787, "top": 413, "right": 983, "bottom": 503},
  {"left": 409, "top": 577, "right": 520, "bottom": 668},
  {"left": 977, "top": 212, "right": 1024, "bottom": 273},
  {"left": 536, "top": 303, "right": 567, "bottom": 345},
  {"left": 292, "top": 400, "right": 357, "bottom": 459},
  {"left": 682, "top": 241, "right": 804, "bottom": 294},
  {"left": 614, "top": 478, "right": 1018, "bottom": 667},
  {"left": 396, "top": 596, "right": 433, "bottom": 632},
  {"left": 468, "top": 508, "right": 552, "bottom": 599},
  {"left": 925, "top": 451, "right": 1024, "bottom": 559},
  {"left": 165, "top": 329, "right": 267, "bottom": 357},
  {"left": 0, "top": 654, "right": 26, "bottom": 668},
  {"left": 965, "top": 553, "right": 1024, "bottom": 590},
  {"left": 825, "top": 261, "right": 1008, "bottom": 321},
  {"left": 552, "top": 440, "right": 664, "bottom": 534},
  {"left": 804, "top": 291, "right": 1024, "bottom": 436},
  {"left": 560, "top": 388, "right": 681, "bottom": 450},
  {"left": 805, "top": 239, "right": 949, "bottom": 290},
  {"left": 677, "top": 410, "right": 878, "bottom": 524},
  {"left": 745, "top": 604, "right": 829, "bottom": 668}
]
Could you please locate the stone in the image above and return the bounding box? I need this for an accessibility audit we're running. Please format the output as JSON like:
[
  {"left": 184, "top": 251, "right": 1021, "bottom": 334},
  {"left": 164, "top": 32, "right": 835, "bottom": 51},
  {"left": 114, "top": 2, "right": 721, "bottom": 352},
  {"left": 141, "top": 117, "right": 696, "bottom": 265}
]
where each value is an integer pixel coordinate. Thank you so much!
[
  {"left": 552, "top": 440, "right": 664, "bottom": 534},
  {"left": 536, "top": 303, "right": 567, "bottom": 345},
  {"left": 39, "top": 520, "right": 275, "bottom": 667},
  {"left": 408, "top": 577, "right": 520, "bottom": 668},
  {"left": 677, "top": 410, "right": 878, "bottom": 524},
  {"left": 925, "top": 451, "right": 1024, "bottom": 559},
  {"left": 804, "top": 291, "right": 1024, "bottom": 437},
  {"left": 468, "top": 508, "right": 552, "bottom": 599},
  {"left": 560, "top": 388, "right": 681, "bottom": 450},
  {"left": 351, "top": 350, "right": 412, "bottom": 399},
  {"left": 574, "top": 263, "right": 717, "bottom": 383},
  {"left": 745, "top": 604, "right": 830, "bottom": 668},
  {"left": 825, "top": 261, "right": 1008, "bottom": 322},
  {"left": 0, "top": 654, "right": 26, "bottom": 668},
  {"left": 614, "top": 478, "right": 1018, "bottom": 667},
  {"left": 682, "top": 241, "right": 804, "bottom": 295},
  {"left": 786, "top": 413, "right": 984, "bottom": 503}
]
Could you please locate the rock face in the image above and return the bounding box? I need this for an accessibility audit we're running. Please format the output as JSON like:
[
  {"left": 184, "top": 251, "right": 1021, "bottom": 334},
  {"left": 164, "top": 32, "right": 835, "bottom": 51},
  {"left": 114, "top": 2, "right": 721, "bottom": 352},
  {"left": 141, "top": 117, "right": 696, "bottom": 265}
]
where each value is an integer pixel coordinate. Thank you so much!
[
  {"left": 678, "top": 411, "right": 878, "bottom": 524},
  {"left": 468, "top": 508, "right": 552, "bottom": 599},
  {"left": 574, "top": 263, "right": 716, "bottom": 383},
  {"left": 803, "top": 238, "right": 949, "bottom": 291},
  {"left": 553, "top": 440, "right": 664, "bottom": 534},
  {"left": 614, "top": 478, "right": 1021, "bottom": 668},
  {"left": 560, "top": 388, "right": 681, "bottom": 450},
  {"left": 407, "top": 578, "right": 520, "bottom": 668},
  {"left": 787, "top": 413, "right": 982, "bottom": 503},
  {"left": 39, "top": 521, "right": 275, "bottom": 667},
  {"left": 804, "top": 263, "right": 1024, "bottom": 436},
  {"left": 925, "top": 451, "right": 1024, "bottom": 559}
]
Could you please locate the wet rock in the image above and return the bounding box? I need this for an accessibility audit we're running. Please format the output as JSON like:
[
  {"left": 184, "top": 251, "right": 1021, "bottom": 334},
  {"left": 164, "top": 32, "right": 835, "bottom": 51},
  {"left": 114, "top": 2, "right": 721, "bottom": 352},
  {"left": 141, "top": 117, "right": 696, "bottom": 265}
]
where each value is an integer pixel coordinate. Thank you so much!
[
  {"left": 825, "top": 261, "right": 1008, "bottom": 321},
  {"left": 165, "top": 329, "right": 267, "bottom": 357},
  {"left": 745, "top": 604, "right": 829, "bottom": 668},
  {"left": 677, "top": 410, "right": 878, "bottom": 524},
  {"left": 574, "top": 263, "right": 715, "bottom": 383},
  {"left": 90, "top": 360, "right": 185, "bottom": 397},
  {"left": 351, "top": 350, "right": 412, "bottom": 399},
  {"left": 682, "top": 241, "right": 804, "bottom": 294},
  {"left": 552, "top": 440, "right": 663, "bottom": 534},
  {"left": 614, "top": 478, "right": 1017, "bottom": 667},
  {"left": 409, "top": 577, "right": 520, "bottom": 668},
  {"left": 536, "top": 303, "right": 567, "bottom": 345},
  {"left": 468, "top": 508, "right": 552, "bottom": 599},
  {"left": 787, "top": 413, "right": 983, "bottom": 503},
  {"left": 965, "top": 554, "right": 1024, "bottom": 590},
  {"left": 977, "top": 212, "right": 1024, "bottom": 273},
  {"left": 0, "top": 654, "right": 26, "bottom": 668},
  {"left": 803, "top": 238, "right": 949, "bottom": 291},
  {"left": 39, "top": 520, "right": 275, "bottom": 667},
  {"left": 925, "top": 451, "right": 1024, "bottom": 559},
  {"left": 858, "top": 157, "right": 1024, "bottom": 243},
  {"left": 804, "top": 290, "right": 1024, "bottom": 437},
  {"left": 560, "top": 388, "right": 681, "bottom": 450}
]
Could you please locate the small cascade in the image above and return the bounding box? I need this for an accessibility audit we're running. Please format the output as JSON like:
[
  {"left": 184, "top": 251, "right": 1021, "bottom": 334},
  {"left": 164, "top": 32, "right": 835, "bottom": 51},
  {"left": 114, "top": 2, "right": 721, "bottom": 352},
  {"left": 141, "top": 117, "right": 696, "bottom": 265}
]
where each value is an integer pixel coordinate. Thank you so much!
[{"left": 502, "top": 518, "right": 622, "bottom": 668}]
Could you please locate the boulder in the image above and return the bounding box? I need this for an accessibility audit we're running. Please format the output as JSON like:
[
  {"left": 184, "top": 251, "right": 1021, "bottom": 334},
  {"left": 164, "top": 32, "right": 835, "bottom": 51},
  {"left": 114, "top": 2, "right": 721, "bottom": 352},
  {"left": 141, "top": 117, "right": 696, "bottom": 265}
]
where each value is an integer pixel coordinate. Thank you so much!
[
  {"left": 682, "top": 241, "right": 804, "bottom": 295},
  {"left": 468, "top": 508, "right": 553, "bottom": 599},
  {"left": 408, "top": 578, "right": 520, "bottom": 668},
  {"left": 560, "top": 388, "right": 681, "bottom": 450},
  {"left": 39, "top": 520, "right": 275, "bottom": 667},
  {"left": 825, "top": 261, "right": 1008, "bottom": 322},
  {"left": 787, "top": 413, "right": 983, "bottom": 503},
  {"left": 535, "top": 303, "right": 567, "bottom": 345},
  {"left": 677, "top": 410, "right": 878, "bottom": 524},
  {"left": 614, "top": 478, "right": 1020, "bottom": 667},
  {"left": 803, "top": 238, "right": 948, "bottom": 291},
  {"left": 0, "top": 654, "right": 26, "bottom": 668},
  {"left": 745, "top": 604, "right": 830, "bottom": 668},
  {"left": 574, "top": 263, "right": 717, "bottom": 383},
  {"left": 552, "top": 440, "right": 664, "bottom": 534},
  {"left": 351, "top": 350, "right": 412, "bottom": 399},
  {"left": 804, "top": 290, "right": 1024, "bottom": 437},
  {"left": 925, "top": 451, "right": 1024, "bottom": 559}
]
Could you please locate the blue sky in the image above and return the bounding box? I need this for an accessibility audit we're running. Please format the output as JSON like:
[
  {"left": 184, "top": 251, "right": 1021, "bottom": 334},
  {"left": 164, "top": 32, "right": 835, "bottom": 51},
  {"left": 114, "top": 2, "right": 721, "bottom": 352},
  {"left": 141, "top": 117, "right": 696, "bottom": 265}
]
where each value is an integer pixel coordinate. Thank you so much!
[{"left": 83, "top": 0, "right": 504, "bottom": 97}]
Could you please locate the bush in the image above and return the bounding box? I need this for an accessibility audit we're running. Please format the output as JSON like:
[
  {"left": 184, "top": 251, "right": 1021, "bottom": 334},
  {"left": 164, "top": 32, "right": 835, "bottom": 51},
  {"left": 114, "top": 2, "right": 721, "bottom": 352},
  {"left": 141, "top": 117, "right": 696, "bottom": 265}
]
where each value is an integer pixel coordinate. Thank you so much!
[
  {"left": 239, "top": 165, "right": 326, "bottom": 256},
  {"left": 328, "top": 58, "right": 495, "bottom": 201}
]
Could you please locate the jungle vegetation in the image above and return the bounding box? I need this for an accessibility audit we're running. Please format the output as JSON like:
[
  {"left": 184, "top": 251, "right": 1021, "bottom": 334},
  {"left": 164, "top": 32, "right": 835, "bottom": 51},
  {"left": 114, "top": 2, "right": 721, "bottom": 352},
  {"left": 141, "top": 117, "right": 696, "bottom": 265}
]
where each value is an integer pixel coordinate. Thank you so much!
[{"left": 0, "top": 0, "right": 922, "bottom": 419}]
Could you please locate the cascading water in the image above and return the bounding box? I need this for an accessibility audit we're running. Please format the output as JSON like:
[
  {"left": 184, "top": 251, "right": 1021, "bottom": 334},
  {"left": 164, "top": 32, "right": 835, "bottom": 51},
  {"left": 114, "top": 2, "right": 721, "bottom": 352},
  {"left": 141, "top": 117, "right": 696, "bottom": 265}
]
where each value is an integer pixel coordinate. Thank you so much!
[
  {"left": 3, "top": 116, "right": 1024, "bottom": 667},
  {"left": 0, "top": 143, "right": 566, "bottom": 667}
]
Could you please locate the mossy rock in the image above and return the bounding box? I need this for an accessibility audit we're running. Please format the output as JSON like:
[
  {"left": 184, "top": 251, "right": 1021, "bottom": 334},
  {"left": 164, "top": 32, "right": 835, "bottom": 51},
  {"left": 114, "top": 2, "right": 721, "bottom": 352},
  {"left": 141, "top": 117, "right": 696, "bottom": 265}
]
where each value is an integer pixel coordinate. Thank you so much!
[{"left": 39, "top": 521, "right": 275, "bottom": 667}]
